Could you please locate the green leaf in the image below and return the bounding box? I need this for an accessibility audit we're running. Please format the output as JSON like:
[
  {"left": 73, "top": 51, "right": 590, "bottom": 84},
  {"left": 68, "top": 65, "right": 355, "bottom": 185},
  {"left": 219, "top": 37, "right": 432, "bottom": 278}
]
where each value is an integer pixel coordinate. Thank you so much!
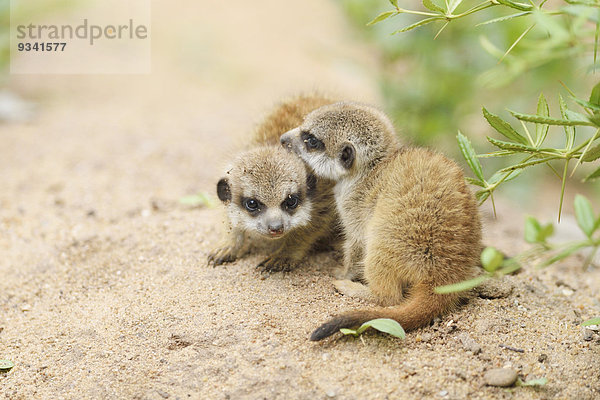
[
  {"left": 590, "top": 82, "right": 600, "bottom": 106},
  {"left": 487, "top": 137, "right": 534, "bottom": 151},
  {"left": 355, "top": 318, "right": 406, "bottom": 339},
  {"left": 510, "top": 110, "right": 594, "bottom": 127},
  {"left": 367, "top": 11, "right": 397, "bottom": 26},
  {"left": 0, "top": 359, "right": 14, "bottom": 372},
  {"left": 538, "top": 222, "right": 555, "bottom": 243},
  {"left": 434, "top": 275, "right": 489, "bottom": 294},
  {"left": 571, "top": 96, "right": 600, "bottom": 112},
  {"left": 448, "top": 0, "right": 463, "bottom": 13},
  {"left": 581, "top": 144, "right": 600, "bottom": 162},
  {"left": 498, "top": 156, "right": 559, "bottom": 172},
  {"left": 477, "top": 11, "right": 529, "bottom": 26},
  {"left": 559, "top": 95, "right": 575, "bottom": 150},
  {"left": 488, "top": 169, "right": 522, "bottom": 184},
  {"left": 457, "top": 132, "right": 484, "bottom": 181},
  {"left": 535, "top": 93, "right": 550, "bottom": 147},
  {"left": 392, "top": 17, "right": 441, "bottom": 34},
  {"left": 517, "top": 377, "right": 548, "bottom": 387},
  {"left": 483, "top": 107, "right": 528, "bottom": 144},
  {"left": 422, "top": 0, "right": 445, "bottom": 13},
  {"left": 476, "top": 190, "right": 491, "bottom": 203},
  {"left": 582, "top": 317, "right": 600, "bottom": 326},
  {"left": 481, "top": 247, "right": 503, "bottom": 272},
  {"left": 465, "top": 177, "right": 485, "bottom": 187},
  {"left": 179, "top": 192, "right": 215, "bottom": 207},
  {"left": 389, "top": 0, "right": 399, "bottom": 7},
  {"left": 524, "top": 216, "right": 542, "bottom": 243},
  {"left": 574, "top": 194, "right": 596, "bottom": 237},
  {"left": 589, "top": 113, "right": 600, "bottom": 127},
  {"left": 496, "top": 0, "right": 533, "bottom": 11},
  {"left": 340, "top": 328, "right": 359, "bottom": 336},
  {"left": 584, "top": 165, "right": 600, "bottom": 181}
]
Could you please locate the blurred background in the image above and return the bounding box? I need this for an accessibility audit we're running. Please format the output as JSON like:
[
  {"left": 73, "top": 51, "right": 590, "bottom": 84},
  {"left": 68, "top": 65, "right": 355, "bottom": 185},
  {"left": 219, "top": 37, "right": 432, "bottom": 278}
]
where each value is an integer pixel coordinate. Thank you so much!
[{"left": 0, "top": 0, "right": 597, "bottom": 219}]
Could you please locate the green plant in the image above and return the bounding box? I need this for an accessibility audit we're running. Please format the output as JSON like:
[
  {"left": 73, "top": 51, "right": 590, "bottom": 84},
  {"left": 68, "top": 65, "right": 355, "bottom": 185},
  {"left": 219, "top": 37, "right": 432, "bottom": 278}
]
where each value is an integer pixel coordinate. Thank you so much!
[
  {"left": 457, "top": 85, "right": 600, "bottom": 218},
  {"left": 525, "top": 194, "right": 600, "bottom": 268},
  {"left": 179, "top": 192, "right": 216, "bottom": 208},
  {"left": 339, "top": 318, "right": 406, "bottom": 339},
  {"left": 516, "top": 377, "right": 548, "bottom": 386},
  {"left": 435, "top": 246, "right": 521, "bottom": 293},
  {"left": 369, "top": 0, "right": 599, "bottom": 83},
  {"left": 582, "top": 317, "right": 600, "bottom": 325}
]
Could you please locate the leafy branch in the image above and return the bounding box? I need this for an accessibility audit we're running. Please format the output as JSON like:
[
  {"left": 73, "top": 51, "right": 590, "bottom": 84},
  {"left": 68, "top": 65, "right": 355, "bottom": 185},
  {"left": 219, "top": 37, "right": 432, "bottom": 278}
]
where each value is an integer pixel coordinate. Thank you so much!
[
  {"left": 457, "top": 83, "right": 600, "bottom": 219},
  {"left": 369, "top": 0, "right": 600, "bottom": 82}
]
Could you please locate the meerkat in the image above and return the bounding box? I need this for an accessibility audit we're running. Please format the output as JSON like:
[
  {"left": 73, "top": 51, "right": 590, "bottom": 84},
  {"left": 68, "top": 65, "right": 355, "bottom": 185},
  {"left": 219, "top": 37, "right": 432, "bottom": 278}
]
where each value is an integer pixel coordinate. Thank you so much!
[
  {"left": 207, "top": 94, "right": 339, "bottom": 272},
  {"left": 280, "top": 102, "right": 482, "bottom": 340}
]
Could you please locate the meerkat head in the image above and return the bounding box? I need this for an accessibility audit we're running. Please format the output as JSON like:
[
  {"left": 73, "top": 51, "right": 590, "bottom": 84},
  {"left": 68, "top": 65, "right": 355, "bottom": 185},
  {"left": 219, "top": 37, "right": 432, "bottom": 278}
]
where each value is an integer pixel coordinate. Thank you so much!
[
  {"left": 280, "top": 102, "right": 398, "bottom": 181},
  {"left": 216, "top": 146, "right": 315, "bottom": 239}
]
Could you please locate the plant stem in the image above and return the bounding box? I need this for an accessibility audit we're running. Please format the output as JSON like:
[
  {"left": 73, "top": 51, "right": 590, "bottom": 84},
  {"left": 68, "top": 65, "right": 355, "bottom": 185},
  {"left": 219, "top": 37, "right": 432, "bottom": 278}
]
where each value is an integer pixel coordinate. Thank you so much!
[
  {"left": 558, "top": 160, "right": 569, "bottom": 222},
  {"left": 583, "top": 245, "right": 599, "bottom": 270}
]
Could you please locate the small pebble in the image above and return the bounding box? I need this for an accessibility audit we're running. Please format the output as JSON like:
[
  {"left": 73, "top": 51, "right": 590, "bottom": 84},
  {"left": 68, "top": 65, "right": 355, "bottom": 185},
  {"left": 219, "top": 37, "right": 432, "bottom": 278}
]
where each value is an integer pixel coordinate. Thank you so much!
[
  {"left": 420, "top": 333, "right": 433, "bottom": 343},
  {"left": 459, "top": 333, "right": 481, "bottom": 355},
  {"left": 538, "top": 353, "right": 548, "bottom": 363},
  {"left": 326, "top": 389, "right": 336, "bottom": 398},
  {"left": 438, "top": 390, "right": 448, "bottom": 397},
  {"left": 156, "top": 389, "right": 169, "bottom": 399},
  {"left": 583, "top": 329, "right": 594, "bottom": 342},
  {"left": 484, "top": 368, "right": 518, "bottom": 387}
]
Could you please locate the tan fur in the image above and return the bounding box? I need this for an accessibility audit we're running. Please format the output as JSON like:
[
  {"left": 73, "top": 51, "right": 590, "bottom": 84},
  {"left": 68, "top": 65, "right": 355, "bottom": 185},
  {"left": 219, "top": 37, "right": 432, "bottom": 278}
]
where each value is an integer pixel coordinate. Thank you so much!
[
  {"left": 280, "top": 102, "right": 482, "bottom": 340},
  {"left": 208, "top": 94, "right": 339, "bottom": 272},
  {"left": 251, "top": 94, "right": 334, "bottom": 147}
]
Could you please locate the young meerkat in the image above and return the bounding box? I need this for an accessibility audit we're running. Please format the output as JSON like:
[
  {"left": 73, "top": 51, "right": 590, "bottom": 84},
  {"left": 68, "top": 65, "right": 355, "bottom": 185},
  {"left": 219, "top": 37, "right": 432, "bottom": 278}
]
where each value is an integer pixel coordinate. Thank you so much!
[
  {"left": 280, "top": 102, "right": 482, "bottom": 340},
  {"left": 207, "top": 94, "right": 338, "bottom": 272}
]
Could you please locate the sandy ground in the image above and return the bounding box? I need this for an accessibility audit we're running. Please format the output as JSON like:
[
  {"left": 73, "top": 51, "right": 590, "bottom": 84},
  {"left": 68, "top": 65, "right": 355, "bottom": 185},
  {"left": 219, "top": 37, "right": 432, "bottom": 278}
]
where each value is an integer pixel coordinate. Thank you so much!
[{"left": 1, "top": 1, "right": 600, "bottom": 399}]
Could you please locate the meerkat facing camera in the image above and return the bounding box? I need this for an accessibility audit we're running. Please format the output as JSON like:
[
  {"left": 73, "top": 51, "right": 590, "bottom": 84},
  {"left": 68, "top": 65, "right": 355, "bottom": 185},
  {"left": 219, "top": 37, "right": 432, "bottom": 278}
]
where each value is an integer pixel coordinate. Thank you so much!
[
  {"left": 208, "top": 94, "right": 339, "bottom": 272},
  {"left": 280, "top": 102, "right": 482, "bottom": 340}
]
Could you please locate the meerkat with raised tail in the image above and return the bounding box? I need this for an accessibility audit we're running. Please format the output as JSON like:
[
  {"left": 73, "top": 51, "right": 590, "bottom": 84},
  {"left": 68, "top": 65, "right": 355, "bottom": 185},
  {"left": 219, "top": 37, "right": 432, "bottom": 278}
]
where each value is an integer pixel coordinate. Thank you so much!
[
  {"left": 280, "top": 102, "right": 482, "bottom": 340},
  {"left": 208, "top": 94, "right": 339, "bottom": 272}
]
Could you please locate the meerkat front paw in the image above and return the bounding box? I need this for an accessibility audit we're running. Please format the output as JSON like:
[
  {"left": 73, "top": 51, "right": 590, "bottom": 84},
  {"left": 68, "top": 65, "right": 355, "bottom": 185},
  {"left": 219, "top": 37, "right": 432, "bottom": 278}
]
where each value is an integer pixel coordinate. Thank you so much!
[
  {"left": 332, "top": 279, "right": 375, "bottom": 302},
  {"left": 256, "top": 256, "right": 296, "bottom": 274},
  {"left": 207, "top": 247, "right": 238, "bottom": 266}
]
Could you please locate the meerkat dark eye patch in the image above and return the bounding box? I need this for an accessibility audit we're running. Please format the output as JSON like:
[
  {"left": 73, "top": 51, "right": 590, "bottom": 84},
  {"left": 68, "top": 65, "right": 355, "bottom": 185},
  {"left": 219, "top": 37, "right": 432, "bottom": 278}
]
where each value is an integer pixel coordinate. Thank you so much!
[
  {"left": 301, "top": 131, "right": 324, "bottom": 151},
  {"left": 242, "top": 198, "right": 263, "bottom": 214},
  {"left": 217, "top": 178, "right": 232, "bottom": 202},
  {"left": 281, "top": 194, "right": 300, "bottom": 212},
  {"left": 340, "top": 144, "right": 355, "bottom": 169}
]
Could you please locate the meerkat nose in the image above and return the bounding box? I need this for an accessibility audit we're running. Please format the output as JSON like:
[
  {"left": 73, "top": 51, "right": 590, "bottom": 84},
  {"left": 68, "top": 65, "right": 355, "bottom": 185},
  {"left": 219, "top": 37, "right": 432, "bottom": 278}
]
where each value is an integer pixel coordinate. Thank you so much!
[
  {"left": 268, "top": 221, "right": 284, "bottom": 235},
  {"left": 280, "top": 133, "right": 292, "bottom": 148}
]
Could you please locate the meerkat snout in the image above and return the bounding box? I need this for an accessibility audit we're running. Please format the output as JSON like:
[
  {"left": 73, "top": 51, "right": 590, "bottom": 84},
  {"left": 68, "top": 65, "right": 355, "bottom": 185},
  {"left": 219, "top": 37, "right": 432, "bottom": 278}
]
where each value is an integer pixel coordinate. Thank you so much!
[{"left": 280, "top": 131, "right": 293, "bottom": 148}]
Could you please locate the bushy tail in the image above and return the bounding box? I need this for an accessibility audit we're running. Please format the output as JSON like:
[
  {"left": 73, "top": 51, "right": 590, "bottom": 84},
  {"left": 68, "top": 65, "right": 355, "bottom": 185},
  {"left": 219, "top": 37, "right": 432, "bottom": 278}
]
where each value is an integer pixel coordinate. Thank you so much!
[{"left": 310, "top": 282, "right": 459, "bottom": 341}]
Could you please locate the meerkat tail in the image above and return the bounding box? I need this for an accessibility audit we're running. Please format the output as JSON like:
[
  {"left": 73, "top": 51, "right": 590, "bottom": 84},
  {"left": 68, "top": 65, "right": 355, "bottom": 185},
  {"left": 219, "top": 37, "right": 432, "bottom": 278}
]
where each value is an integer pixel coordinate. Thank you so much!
[{"left": 310, "top": 282, "right": 460, "bottom": 341}]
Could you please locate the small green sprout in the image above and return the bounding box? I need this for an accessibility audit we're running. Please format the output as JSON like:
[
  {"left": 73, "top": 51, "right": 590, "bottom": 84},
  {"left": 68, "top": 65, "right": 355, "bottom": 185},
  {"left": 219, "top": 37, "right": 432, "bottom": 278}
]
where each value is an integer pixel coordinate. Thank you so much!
[
  {"left": 179, "top": 192, "right": 216, "bottom": 208},
  {"left": 582, "top": 317, "right": 600, "bottom": 326},
  {"left": 516, "top": 377, "right": 548, "bottom": 387},
  {"left": 0, "top": 359, "right": 14, "bottom": 372},
  {"left": 340, "top": 318, "right": 405, "bottom": 339}
]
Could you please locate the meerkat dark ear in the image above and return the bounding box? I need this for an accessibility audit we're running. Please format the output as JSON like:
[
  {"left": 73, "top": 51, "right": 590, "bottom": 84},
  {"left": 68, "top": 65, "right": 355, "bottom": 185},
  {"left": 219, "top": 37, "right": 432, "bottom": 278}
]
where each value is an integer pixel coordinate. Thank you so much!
[
  {"left": 216, "top": 178, "right": 232, "bottom": 203},
  {"left": 306, "top": 173, "right": 317, "bottom": 197},
  {"left": 340, "top": 144, "right": 355, "bottom": 169}
]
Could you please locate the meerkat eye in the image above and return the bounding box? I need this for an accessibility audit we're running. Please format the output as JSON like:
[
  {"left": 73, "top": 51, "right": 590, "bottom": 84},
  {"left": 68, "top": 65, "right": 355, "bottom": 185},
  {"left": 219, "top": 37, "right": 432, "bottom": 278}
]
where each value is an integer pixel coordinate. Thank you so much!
[
  {"left": 243, "top": 198, "right": 260, "bottom": 213},
  {"left": 282, "top": 194, "right": 299, "bottom": 210},
  {"left": 301, "top": 131, "right": 324, "bottom": 150}
]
